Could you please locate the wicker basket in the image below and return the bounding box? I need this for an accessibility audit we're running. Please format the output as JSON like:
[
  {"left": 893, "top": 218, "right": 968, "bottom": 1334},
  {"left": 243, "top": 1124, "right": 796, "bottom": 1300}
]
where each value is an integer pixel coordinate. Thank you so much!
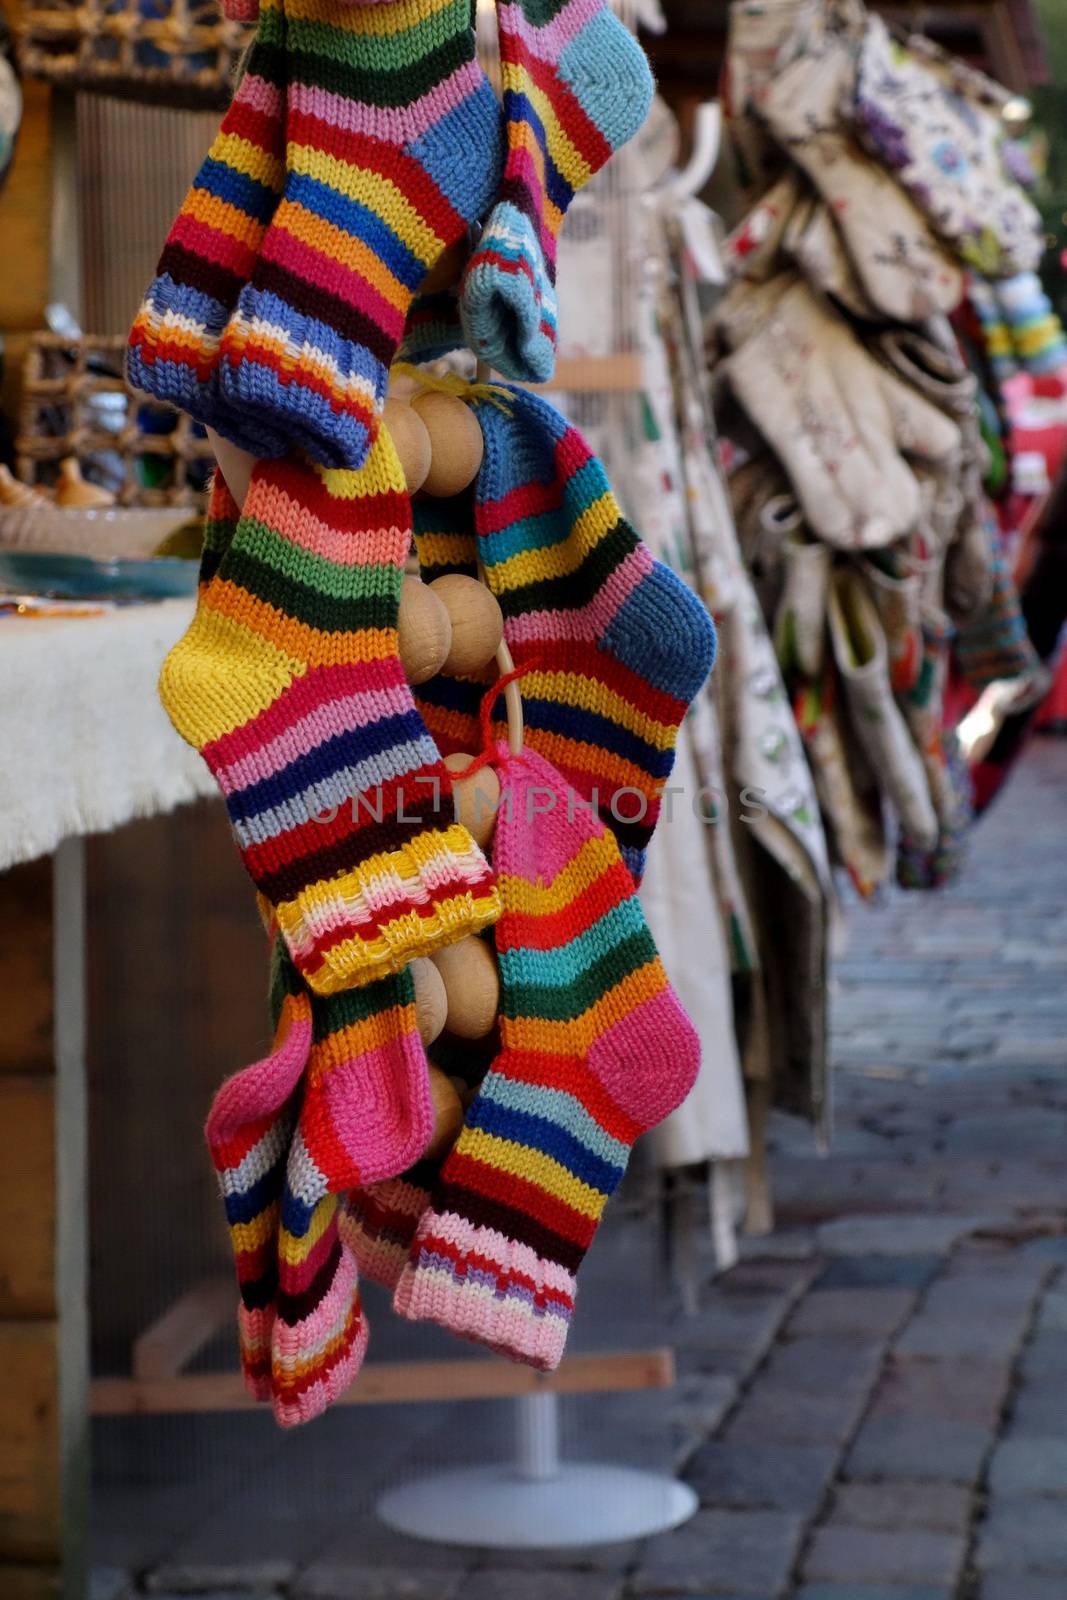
[
  {"left": 16, "top": 0, "right": 249, "bottom": 107},
  {"left": 17, "top": 333, "right": 215, "bottom": 510}
]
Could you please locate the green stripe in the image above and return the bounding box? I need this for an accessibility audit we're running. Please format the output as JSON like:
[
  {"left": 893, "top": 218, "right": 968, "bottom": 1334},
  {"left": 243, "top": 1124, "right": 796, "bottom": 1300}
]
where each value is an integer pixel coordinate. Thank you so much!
[
  {"left": 233, "top": 516, "right": 402, "bottom": 607},
  {"left": 220, "top": 546, "right": 398, "bottom": 636},
  {"left": 496, "top": 516, "right": 636, "bottom": 619},
  {"left": 314, "top": 967, "right": 415, "bottom": 1041},
  {"left": 286, "top": 4, "right": 468, "bottom": 75},
  {"left": 500, "top": 930, "right": 660, "bottom": 1023},
  {"left": 286, "top": 29, "right": 474, "bottom": 108}
]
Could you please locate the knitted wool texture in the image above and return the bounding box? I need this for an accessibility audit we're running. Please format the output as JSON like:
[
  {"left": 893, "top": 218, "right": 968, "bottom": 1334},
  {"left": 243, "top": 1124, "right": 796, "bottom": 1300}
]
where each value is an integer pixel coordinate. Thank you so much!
[
  {"left": 217, "top": 0, "right": 503, "bottom": 468},
  {"left": 392, "top": 743, "right": 700, "bottom": 1368},
  {"left": 412, "top": 383, "right": 718, "bottom": 883},
  {"left": 127, "top": 0, "right": 290, "bottom": 454},
  {"left": 207, "top": 929, "right": 436, "bottom": 1423},
  {"left": 158, "top": 439, "right": 501, "bottom": 996},
  {"left": 460, "top": 0, "right": 653, "bottom": 381}
]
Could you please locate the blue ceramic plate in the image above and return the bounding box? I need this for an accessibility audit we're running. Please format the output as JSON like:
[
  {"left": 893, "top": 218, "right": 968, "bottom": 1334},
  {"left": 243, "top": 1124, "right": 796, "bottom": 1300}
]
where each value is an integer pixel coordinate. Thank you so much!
[{"left": 0, "top": 549, "right": 198, "bottom": 601}]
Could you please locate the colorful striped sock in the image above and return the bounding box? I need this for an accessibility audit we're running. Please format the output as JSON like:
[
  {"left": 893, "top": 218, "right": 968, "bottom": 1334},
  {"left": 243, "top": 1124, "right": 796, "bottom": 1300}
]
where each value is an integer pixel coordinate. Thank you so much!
[
  {"left": 158, "top": 435, "right": 501, "bottom": 996},
  {"left": 205, "top": 938, "right": 312, "bottom": 1400},
  {"left": 459, "top": 0, "right": 653, "bottom": 380},
  {"left": 217, "top": 0, "right": 503, "bottom": 468},
  {"left": 393, "top": 744, "right": 700, "bottom": 1368},
  {"left": 128, "top": 0, "right": 290, "bottom": 455},
  {"left": 412, "top": 384, "right": 717, "bottom": 882}
]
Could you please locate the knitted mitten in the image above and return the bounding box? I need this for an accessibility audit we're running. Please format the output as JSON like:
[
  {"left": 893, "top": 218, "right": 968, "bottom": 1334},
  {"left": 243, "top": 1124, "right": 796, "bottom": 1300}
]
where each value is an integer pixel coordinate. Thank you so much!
[
  {"left": 715, "top": 275, "right": 963, "bottom": 551},
  {"left": 217, "top": 0, "right": 503, "bottom": 468},
  {"left": 128, "top": 0, "right": 289, "bottom": 454},
  {"left": 158, "top": 434, "right": 501, "bottom": 996},
  {"left": 459, "top": 0, "right": 653, "bottom": 381},
  {"left": 393, "top": 744, "right": 700, "bottom": 1368},
  {"left": 758, "top": 26, "right": 963, "bottom": 323},
  {"left": 205, "top": 941, "right": 312, "bottom": 1400},
  {"left": 412, "top": 384, "right": 718, "bottom": 882}
]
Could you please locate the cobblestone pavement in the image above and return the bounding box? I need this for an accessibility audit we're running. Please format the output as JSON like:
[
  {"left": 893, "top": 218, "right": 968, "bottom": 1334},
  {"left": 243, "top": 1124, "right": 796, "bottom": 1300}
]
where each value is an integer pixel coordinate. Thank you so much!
[{"left": 93, "top": 737, "right": 1067, "bottom": 1600}]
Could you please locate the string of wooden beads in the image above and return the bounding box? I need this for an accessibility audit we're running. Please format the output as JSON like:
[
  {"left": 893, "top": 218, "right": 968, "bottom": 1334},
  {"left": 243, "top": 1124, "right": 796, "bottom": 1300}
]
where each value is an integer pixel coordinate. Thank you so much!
[{"left": 388, "top": 370, "right": 513, "bottom": 1166}]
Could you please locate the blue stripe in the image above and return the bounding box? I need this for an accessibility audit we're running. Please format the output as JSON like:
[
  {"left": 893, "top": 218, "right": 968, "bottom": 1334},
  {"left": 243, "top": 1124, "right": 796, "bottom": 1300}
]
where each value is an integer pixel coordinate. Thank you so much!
[
  {"left": 467, "top": 1100, "right": 624, "bottom": 1195},
  {"left": 522, "top": 696, "right": 674, "bottom": 779},
  {"left": 226, "top": 708, "right": 436, "bottom": 824},
  {"left": 196, "top": 156, "right": 279, "bottom": 226},
  {"left": 285, "top": 171, "right": 426, "bottom": 290}
]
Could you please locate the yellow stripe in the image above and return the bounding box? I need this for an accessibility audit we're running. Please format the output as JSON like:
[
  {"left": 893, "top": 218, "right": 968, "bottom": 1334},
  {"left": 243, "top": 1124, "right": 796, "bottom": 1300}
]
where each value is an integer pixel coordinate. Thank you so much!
[
  {"left": 487, "top": 492, "right": 617, "bottom": 593},
  {"left": 499, "top": 832, "right": 619, "bottom": 915},
  {"left": 159, "top": 608, "right": 303, "bottom": 748},
  {"left": 513, "top": 726, "right": 657, "bottom": 799},
  {"left": 211, "top": 130, "right": 285, "bottom": 192},
  {"left": 523, "top": 669, "right": 675, "bottom": 749},
  {"left": 275, "top": 200, "right": 411, "bottom": 314},
  {"left": 416, "top": 531, "right": 478, "bottom": 571},
  {"left": 287, "top": 145, "right": 444, "bottom": 261},
  {"left": 459, "top": 1127, "right": 608, "bottom": 1217},
  {"left": 229, "top": 1201, "right": 279, "bottom": 1254},
  {"left": 506, "top": 963, "right": 670, "bottom": 1056},
  {"left": 500, "top": 65, "right": 594, "bottom": 193},
  {"left": 285, "top": 0, "right": 455, "bottom": 36},
  {"left": 279, "top": 1193, "right": 339, "bottom": 1265}
]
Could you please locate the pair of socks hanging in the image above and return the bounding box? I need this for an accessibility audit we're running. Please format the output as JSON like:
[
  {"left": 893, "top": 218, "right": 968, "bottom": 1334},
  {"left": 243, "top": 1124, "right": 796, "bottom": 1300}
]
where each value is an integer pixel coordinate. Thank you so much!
[
  {"left": 210, "top": 738, "right": 701, "bottom": 1424},
  {"left": 128, "top": 0, "right": 653, "bottom": 468}
]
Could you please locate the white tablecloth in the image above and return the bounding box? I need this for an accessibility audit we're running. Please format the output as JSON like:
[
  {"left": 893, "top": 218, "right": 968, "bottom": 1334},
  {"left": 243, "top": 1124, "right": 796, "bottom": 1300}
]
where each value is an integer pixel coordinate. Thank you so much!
[{"left": 0, "top": 600, "right": 215, "bottom": 871}]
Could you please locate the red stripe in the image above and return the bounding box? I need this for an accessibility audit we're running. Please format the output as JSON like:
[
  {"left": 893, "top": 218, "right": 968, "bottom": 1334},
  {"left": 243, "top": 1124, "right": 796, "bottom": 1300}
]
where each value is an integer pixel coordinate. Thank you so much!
[
  {"left": 287, "top": 111, "right": 467, "bottom": 241},
  {"left": 414, "top": 1226, "right": 574, "bottom": 1314},
  {"left": 261, "top": 225, "right": 407, "bottom": 343},
  {"left": 499, "top": 36, "right": 613, "bottom": 173},
  {"left": 169, "top": 213, "right": 261, "bottom": 278},
  {"left": 442, "top": 1151, "right": 599, "bottom": 1249},
  {"left": 477, "top": 472, "right": 565, "bottom": 537},
  {"left": 497, "top": 857, "right": 633, "bottom": 952},
  {"left": 204, "top": 658, "right": 409, "bottom": 772},
  {"left": 491, "top": 1047, "right": 643, "bottom": 1146}
]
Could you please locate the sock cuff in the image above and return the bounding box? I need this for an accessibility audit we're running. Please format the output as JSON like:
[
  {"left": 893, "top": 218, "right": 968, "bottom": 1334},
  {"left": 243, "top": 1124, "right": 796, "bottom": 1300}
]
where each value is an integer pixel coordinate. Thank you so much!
[{"left": 461, "top": 203, "right": 558, "bottom": 382}]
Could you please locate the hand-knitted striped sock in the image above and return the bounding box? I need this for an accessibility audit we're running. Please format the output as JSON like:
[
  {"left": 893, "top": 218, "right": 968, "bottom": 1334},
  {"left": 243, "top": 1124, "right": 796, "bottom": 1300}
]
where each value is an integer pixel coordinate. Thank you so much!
[
  {"left": 217, "top": 0, "right": 503, "bottom": 468},
  {"left": 272, "top": 955, "right": 439, "bottom": 1424},
  {"left": 205, "top": 941, "right": 312, "bottom": 1400},
  {"left": 412, "top": 384, "right": 717, "bottom": 882},
  {"left": 459, "top": 0, "right": 653, "bottom": 380},
  {"left": 340, "top": 1030, "right": 497, "bottom": 1287},
  {"left": 393, "top": 745, "right": 700, "bottom": 1369},
  {"left": 158, "top": 433, "right": 501, "bottom": 995},
  {"left": 128, "top": 0, "right": 289, "bottom": 454}
]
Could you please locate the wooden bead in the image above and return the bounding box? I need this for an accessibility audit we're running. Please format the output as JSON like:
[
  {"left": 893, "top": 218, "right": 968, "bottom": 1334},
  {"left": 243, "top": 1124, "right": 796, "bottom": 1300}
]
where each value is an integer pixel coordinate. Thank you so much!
[
  {"left": 423, "top": 1065, "right": 465, "bottom": 1161},
  {"left": 431, "top": 936, "right": 500, "bottom": 1041},
  {"left": 398, "top": 575, "right": 452, "bottom": 685},
  {"left": 411, "top": 391, "right": 485, "bottom": 498},
  {"left": 411, "top": 957, "right": 448, "bottom": 1047},
  {"left": 387, "top": 367, "right": 421, "bottom": 404},
  {"left": 429, "top": 574, "right": 504, "bottom": 676},
  {"left": 383, "top": 397, "right": 432, "bottom": 494},
  {"left": 444, "top": 751, "right": 500, "bottom": 850}
]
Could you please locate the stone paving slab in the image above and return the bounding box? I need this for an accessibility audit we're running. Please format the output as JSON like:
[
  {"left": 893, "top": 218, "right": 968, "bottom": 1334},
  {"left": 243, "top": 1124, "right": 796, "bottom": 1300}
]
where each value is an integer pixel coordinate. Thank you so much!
[
  {"left": 867, "top": 1357, "right": 1013, "bottom": 1428},
  {"left": 827, "top": 1482, "right": 971, "bottom": 1536},
  {"left": 844, "top": 1416, "right": 992, "bottom": 1485},
  {"left": 987, "top": 1436, "right": 1067, "bottom": 1496},
  {"left": 794, "top": 1588, "right": 952, "bottom": 1600},
  {"left": 686, "top": 1442, "right": 838, "bottom": 1514},
  {"left": 975, "top": 1495, "right": 1067, "bottom": 1571},
  {"left": 801, "top": 1523, "right": 965, "bottom": 1586},
  {"left": 632, "top": 1510, "right": 804, "bottom": 1597}
]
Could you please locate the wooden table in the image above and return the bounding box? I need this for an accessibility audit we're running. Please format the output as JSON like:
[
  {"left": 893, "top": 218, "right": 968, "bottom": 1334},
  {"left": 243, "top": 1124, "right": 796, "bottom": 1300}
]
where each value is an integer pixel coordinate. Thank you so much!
[{"left": 0, "top": 601, "right": 211, "bottom": 1599}]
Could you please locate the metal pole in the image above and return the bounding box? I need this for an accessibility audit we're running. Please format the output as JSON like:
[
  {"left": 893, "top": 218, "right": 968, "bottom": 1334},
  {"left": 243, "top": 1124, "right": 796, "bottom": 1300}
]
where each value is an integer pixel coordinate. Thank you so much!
[{"left": 514, "top": 1391, "right": 560, "bottom": 1481}]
